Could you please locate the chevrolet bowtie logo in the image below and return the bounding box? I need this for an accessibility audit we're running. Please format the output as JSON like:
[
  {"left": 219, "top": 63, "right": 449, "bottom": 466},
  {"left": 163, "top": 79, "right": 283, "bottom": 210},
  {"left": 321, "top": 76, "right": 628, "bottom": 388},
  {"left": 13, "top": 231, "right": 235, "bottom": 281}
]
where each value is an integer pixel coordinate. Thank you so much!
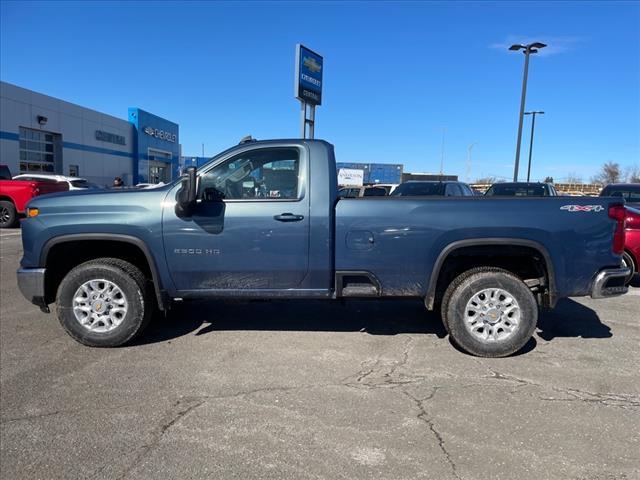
[{"left": 303, "top": 56, "right": 322, "bottom": 73}]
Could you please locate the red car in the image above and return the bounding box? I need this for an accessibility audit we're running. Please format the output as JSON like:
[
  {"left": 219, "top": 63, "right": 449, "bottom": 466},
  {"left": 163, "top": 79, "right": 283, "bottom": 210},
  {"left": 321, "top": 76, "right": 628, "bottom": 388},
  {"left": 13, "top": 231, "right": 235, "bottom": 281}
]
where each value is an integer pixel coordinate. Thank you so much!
[
  {"left": 622, "top": 207, "right": 640, "bottom": 284},
  {"left": 0, "top": 165, "right": 69, "bottom": 228}
]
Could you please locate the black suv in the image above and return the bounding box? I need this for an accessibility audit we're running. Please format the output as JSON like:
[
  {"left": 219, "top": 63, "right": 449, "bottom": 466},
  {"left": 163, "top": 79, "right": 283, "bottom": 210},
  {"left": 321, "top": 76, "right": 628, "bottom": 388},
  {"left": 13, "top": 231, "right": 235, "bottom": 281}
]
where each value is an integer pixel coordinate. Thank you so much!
[
  {"left": 390, "top": 181, "right": 475, "bottom": 197},
  {"left": 599, "top": 183, "right": 640, "bottom": 208},
  {"left": 484, "top": 182, "right": 557, "bottom": 197}
]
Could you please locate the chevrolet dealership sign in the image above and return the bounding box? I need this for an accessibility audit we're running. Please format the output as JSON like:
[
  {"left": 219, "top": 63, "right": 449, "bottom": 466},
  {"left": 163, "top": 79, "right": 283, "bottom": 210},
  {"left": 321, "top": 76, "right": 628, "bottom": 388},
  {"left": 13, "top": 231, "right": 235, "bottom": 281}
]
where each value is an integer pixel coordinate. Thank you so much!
[
  {"left": 143, "top": 126, "right": 176, "bottom": 143},
  {"left": 295, "top": 44, "right": 323, "bottom": 106}
]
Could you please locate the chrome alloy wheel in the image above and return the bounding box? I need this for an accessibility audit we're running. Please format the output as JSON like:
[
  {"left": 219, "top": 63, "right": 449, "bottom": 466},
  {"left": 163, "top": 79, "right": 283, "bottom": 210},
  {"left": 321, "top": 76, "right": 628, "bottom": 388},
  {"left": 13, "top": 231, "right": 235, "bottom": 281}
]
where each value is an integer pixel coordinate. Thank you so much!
[
  {"left": 72, "top": 279, "right": 128, "bottom": 333},
  {"left": 464, "top": 288, "right": 521, "bottom": 342}
]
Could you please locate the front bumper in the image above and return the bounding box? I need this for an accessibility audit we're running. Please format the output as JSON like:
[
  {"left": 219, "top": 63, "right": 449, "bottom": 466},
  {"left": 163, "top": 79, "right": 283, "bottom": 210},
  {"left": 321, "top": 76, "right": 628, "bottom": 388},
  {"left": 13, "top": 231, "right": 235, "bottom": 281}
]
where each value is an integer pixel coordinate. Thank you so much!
[
  {"left": 17, "top": 268, "right": 49, "bottom": 312},
  {"left": 590, "top": 267, "right": 630, "bottom": 299}
]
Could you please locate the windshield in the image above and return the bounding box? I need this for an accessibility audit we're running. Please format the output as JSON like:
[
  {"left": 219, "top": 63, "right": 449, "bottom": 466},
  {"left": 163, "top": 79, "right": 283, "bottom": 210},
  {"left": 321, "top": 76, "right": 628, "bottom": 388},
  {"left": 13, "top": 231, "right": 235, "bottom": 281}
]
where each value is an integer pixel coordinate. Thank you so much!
[
  {"left": 390, "top": 182, "right": 442, "bottom": 196},
  {"left": 485, "top": 184, "right": 546, "bottom": 196},
  {"left": 70, "top": 179, "right": 90, "bottom": 188}
]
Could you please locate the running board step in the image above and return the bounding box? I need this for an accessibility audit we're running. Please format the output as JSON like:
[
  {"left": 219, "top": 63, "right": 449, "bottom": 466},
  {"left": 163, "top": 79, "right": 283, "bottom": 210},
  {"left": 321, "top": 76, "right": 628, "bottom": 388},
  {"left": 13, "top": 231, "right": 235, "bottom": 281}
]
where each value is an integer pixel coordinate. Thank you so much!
[
  {"left": 336, "top": 271, "right": 381, "bottom": 297},
  {"left": 341, "top": 284, "right": 379, "bottom": 297}
]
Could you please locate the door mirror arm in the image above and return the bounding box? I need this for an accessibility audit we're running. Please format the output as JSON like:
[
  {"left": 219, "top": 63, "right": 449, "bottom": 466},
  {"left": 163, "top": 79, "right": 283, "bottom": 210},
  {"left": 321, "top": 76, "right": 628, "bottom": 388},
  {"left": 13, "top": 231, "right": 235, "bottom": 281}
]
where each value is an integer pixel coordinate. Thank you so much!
[{"left": 175, "top": 166, "right": 197, "bottom": 217}]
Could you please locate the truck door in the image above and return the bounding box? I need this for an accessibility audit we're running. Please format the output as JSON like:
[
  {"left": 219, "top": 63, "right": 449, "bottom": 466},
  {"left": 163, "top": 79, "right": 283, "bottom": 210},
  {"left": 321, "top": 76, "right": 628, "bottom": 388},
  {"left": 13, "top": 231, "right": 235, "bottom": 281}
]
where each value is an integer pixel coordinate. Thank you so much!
[{"left": 162, "top": 145, "right": 310, "bottom": 292}]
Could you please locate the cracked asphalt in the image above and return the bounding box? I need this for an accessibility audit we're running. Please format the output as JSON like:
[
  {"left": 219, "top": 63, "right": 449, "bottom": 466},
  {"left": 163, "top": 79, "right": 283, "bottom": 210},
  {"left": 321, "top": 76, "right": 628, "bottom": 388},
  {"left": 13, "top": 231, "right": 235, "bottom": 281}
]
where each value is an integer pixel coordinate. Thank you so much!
[{"left": 1, "top": 229, "right": 639, "bottom": 480}]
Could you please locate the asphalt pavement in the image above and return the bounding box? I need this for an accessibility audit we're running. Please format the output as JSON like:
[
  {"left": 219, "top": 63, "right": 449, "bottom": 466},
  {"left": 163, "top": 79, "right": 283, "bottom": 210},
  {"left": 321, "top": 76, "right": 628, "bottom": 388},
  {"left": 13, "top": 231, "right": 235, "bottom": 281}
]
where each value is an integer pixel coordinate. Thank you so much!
[{"left": 1, "top": 228, "right": 639, "bottom": 480}]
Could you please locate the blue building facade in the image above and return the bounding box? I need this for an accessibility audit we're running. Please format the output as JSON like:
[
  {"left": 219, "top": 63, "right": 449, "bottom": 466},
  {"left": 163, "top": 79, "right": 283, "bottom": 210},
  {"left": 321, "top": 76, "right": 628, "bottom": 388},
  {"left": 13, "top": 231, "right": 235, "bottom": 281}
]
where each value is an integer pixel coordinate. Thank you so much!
[{"left": 128, "top": 108, "right": 180, "bottom": 184}]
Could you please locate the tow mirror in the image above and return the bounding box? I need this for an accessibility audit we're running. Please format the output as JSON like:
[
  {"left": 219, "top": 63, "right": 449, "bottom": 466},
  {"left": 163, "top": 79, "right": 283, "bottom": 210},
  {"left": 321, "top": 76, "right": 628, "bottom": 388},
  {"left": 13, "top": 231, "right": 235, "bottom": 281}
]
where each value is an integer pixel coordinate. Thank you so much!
[{"left": 176, "top": 166, "right": 197, "bottom": 216}]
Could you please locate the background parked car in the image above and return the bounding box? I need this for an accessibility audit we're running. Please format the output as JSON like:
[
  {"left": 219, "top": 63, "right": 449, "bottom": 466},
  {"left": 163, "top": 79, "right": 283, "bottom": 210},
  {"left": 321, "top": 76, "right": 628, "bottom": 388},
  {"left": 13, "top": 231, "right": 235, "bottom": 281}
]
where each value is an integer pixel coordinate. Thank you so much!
[
  {"left": 599, "top": 183, "right": 640, "bottom": 208},
  {"left": 0, "top": 166, "right": 69, "bottom": 228},
  {"left": 338, "top": 185, "right": 388, "bottom": 198},
  {"left": 621, "top": 206, "right": 640, "bottom": 284},
  {"left": 484, "top": 182, "right": 557, "bottom": 197},
  {"left": 389, "top": 180, "right": 475, "bottom": 197},
  {"left": 12, "top": 174, "right": 102, "bottom": 191}
]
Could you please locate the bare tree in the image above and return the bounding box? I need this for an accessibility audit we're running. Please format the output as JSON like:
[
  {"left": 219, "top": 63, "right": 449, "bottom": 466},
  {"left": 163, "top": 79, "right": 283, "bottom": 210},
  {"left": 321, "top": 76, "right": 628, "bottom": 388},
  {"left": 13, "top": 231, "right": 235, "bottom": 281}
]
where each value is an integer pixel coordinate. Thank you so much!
[
  {"left": 475, "top": 176, "right": 496, "bottom": 184},
  {"left": 624, "top": 165, "right": 640, "bottom": 183},
  {"left": 591, "top": 162, "right": 621, "bottom": 185},
  {"left": 566, "top": 172, "right": 582, "bottom": 184}
]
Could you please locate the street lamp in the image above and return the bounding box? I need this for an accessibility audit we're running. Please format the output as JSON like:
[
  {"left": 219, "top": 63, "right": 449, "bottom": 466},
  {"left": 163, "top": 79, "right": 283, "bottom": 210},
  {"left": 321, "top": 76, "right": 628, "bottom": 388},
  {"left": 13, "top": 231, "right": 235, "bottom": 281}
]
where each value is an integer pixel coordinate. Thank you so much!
[
  {"left": 524, "top": 111, "right": 544, "bottom": 182},
  {"left": 509, "top": 42, "right": 546, "bottom": 181}
]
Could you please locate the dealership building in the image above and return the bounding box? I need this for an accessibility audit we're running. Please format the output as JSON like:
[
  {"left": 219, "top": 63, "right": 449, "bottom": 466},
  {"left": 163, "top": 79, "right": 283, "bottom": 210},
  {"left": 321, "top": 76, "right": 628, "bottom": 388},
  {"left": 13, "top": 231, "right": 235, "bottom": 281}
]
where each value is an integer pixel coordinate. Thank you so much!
[{"left": 0, "top": 81, "right": 180, "bottom": 186}]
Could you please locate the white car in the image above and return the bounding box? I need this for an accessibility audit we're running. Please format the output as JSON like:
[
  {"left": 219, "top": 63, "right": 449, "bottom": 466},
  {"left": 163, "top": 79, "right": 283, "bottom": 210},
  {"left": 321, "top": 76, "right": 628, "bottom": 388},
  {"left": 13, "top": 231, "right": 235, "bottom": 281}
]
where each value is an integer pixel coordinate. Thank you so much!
[{"left": 12, "top": 174, "right": 101, "bottom": 190}]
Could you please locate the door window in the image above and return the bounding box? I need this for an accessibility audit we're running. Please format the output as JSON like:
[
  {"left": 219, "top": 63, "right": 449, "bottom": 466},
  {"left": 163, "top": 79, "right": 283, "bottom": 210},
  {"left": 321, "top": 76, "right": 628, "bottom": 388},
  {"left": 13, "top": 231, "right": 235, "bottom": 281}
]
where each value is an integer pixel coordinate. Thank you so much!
[
  {"left": 199, "top": 148, "right": 300, "bottom": 200},
  {"left": 445, "top": 183, "right": 463, "bottom": 196}
]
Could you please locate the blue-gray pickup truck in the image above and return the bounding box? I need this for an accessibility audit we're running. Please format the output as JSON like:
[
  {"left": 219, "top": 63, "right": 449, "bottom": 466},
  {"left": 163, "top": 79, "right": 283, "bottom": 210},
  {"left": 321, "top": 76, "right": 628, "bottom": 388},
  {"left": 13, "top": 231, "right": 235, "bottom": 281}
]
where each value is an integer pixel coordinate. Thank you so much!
[{"left": 17, "top": 139, "right": 630, "bottom": 357}]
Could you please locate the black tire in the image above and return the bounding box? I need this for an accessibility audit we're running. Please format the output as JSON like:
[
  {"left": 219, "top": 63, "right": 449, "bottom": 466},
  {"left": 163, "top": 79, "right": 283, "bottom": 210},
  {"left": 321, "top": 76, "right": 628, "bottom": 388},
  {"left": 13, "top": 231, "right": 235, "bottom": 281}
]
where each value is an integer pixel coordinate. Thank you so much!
[
  {"left": 441, "top": 267, "right": 538, "bottom": 357},
  {"left": 0, "top": 200, "right": 17, "bottom": 228},
  {"left": 622, "top": 251, "right": 636, "bottom": 285},
  {"left": 56, "top": 258, "right": 155, "bottom": 347}
]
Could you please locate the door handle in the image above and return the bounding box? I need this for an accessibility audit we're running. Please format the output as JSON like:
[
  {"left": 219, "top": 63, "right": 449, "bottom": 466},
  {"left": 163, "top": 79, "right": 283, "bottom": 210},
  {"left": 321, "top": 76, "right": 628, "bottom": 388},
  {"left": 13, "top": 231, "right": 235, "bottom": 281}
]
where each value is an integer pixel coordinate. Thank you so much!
[{"left": 273, "top": 213, "right": 304, "bottom": 222}]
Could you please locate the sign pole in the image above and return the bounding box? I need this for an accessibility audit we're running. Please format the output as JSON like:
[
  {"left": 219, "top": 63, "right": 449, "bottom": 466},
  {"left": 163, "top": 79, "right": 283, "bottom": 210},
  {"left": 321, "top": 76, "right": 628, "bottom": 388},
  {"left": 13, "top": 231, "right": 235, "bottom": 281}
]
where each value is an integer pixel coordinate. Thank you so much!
[
  {"left": 309, "top": 105, "right": 315, "bottom": 139},
  {"left": 300, "top": 101, "right": 307, "bottom": 139}
]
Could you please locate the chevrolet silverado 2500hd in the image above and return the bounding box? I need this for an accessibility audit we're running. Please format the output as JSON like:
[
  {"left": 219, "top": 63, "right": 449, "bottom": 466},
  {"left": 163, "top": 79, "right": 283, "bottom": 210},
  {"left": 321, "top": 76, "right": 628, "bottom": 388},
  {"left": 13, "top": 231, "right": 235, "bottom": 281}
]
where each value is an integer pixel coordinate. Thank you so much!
[{"left": 17, "top": 139, "right": 629, "bottom": 357}]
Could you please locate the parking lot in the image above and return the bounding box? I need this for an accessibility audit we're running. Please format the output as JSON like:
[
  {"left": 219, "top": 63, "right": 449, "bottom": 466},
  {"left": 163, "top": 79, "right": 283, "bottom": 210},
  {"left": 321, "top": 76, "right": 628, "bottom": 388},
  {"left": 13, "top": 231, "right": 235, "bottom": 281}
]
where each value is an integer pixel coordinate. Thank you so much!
[{"left": 0, "top": 228, "right": 638, "bottom": 480}]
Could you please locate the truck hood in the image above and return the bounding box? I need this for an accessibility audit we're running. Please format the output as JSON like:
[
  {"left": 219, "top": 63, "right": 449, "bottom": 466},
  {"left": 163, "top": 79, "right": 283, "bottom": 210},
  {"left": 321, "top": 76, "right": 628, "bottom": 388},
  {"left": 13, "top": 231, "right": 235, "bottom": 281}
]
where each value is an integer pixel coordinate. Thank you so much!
[{"left": 27, "top": 185, "right": 173, "bottom": 213}]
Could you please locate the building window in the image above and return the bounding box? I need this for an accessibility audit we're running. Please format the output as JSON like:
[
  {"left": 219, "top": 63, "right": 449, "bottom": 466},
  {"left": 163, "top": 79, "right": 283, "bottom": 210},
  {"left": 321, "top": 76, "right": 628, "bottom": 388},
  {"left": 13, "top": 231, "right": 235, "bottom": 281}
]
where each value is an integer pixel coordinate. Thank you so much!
[
  {"left": 69, "top": 165, "right": 79, "bottom": 177},
  {"left": 148, "top": 148, "right": 172, "bottom": 184},
  {"left": 19, "top": 127, "right": 59, "bottom": 173}
]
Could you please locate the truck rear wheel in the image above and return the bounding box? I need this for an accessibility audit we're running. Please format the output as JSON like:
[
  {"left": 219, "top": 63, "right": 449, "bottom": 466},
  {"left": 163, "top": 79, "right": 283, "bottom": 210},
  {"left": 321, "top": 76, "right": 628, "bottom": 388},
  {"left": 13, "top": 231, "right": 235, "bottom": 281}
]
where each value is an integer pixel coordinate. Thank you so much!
[
  {"left": 56, "top": 258, "right": 154, "bottom": 347},
  {"left": 0, "top": 200, "right": 17, "bottom": 228},
  {"left": 441, "top": 267, "right": 538, "bottom": 357}
]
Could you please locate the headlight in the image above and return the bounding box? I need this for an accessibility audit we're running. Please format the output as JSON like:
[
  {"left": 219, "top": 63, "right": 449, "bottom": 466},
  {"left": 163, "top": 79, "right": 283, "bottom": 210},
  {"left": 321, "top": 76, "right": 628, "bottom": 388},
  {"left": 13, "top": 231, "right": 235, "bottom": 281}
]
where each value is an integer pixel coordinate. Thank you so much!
[{"left": 26, "top": 207, "right": 39, "bottom": 218}]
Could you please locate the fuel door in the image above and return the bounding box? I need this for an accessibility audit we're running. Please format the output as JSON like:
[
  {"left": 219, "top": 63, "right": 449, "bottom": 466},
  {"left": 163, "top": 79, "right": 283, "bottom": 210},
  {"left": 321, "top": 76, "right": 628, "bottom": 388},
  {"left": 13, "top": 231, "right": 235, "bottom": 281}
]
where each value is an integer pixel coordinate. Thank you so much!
[{"left": 346, "top": 230, "right": 375, "bottom": 251}]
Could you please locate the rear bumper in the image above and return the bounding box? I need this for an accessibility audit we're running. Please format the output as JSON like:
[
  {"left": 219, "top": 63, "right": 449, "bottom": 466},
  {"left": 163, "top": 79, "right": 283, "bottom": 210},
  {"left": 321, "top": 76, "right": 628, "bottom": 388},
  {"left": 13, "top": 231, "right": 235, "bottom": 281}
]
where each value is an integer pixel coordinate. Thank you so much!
[
  {"left": 590, "top": 267, "right": 630, "bottom": 299},
  {"left": 17, "top": 267, "right": 49, "bottom": 312}
]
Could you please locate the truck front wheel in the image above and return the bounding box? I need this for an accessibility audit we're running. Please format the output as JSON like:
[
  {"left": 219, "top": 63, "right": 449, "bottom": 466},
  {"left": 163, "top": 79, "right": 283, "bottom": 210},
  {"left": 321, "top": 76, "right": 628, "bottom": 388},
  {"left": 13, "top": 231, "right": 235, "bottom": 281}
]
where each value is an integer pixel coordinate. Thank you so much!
[
  {"left": 0, "top": 200, "right": 17, "bottom": 228},
  {"left": 56, "top": 258, "right": 154, "bottom": 347},
  {"left": 441, "top": 267, "right": 538, "bottom": 357}
]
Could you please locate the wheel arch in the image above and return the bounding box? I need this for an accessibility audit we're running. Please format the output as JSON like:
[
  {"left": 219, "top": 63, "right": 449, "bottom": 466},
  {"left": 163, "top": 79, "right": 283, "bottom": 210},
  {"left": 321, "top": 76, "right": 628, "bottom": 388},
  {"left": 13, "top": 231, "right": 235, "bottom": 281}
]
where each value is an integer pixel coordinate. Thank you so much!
[
  {"left": 41, "top": 233, "right": 166, "bottom": 310},
  {"left": 425, "top": 237, "right": 556, "bottom": 310}
]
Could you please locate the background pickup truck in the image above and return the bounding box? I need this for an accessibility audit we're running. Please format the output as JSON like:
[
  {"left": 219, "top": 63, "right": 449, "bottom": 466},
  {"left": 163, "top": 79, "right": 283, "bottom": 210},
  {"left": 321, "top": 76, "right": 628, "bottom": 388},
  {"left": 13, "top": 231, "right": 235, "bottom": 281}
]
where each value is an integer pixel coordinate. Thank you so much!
[
  {"left": 17, "top": 139, "right": 629, "bottom": 357},
  {"left": 0, "top": 165, "right": 69, "bottom": 228}
]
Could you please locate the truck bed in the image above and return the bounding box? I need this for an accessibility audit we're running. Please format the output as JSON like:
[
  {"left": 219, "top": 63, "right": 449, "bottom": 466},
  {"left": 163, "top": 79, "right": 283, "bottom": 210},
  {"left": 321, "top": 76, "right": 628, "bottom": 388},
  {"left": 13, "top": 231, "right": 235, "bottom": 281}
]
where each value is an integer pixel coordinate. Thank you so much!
[{"left": 335, "top": 196, "right": 621, "bottom": 300}]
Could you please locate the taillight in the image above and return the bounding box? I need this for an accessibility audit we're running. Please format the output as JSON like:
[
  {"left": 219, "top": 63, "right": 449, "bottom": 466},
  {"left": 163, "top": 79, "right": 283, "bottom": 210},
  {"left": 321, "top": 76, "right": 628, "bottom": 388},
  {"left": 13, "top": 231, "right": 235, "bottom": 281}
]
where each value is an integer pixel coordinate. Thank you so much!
[{"left": 608, "top": 205, "right": 626, "bottom": 255}]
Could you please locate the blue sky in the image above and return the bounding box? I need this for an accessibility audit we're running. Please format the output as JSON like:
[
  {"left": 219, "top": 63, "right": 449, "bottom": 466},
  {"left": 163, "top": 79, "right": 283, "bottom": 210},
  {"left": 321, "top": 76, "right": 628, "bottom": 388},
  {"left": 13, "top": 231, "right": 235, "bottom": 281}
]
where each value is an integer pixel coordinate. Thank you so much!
[{"left": 1, "top": 0, "right": 638, "bottom": 182}]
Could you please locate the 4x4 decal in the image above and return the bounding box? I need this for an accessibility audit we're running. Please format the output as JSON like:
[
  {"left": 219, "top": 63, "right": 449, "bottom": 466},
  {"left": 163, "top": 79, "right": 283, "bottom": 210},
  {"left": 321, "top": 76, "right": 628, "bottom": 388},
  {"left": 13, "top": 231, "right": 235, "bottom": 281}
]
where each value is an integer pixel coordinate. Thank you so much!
[{"left": 560, "top": 205, "right": 605, "bottom": 212}]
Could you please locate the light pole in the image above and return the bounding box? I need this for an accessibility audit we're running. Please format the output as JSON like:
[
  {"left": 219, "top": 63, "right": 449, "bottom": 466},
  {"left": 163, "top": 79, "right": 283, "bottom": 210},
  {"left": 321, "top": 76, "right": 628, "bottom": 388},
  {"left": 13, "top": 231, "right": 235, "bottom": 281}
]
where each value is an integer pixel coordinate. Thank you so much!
[
  {"left": 524, "top": 111, "right": 544, "bottom": 182},
  {"left": 439, "top": 127, "right": 446, "bottom": 178},
  {"left": 466, "top": 142, "right": 477, "bottom": 183},
  {"left": 509, "top": 42, "right": 546, "bottom": 181}
]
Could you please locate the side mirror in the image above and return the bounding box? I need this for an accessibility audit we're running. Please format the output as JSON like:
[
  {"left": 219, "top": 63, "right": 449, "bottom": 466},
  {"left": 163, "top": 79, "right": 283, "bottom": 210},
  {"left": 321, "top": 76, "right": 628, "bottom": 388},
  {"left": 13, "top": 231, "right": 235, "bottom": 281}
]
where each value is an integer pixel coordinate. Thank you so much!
[{"left": 175, "top": 166, "right": 197, "bottom": 216}]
